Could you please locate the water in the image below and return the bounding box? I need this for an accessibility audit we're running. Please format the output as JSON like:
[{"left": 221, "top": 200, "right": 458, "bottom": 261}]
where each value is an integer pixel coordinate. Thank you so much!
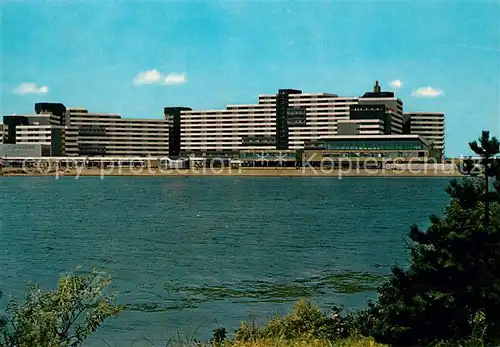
[{"left": 0, "top": 176, "right": 451, "bottom": 345}]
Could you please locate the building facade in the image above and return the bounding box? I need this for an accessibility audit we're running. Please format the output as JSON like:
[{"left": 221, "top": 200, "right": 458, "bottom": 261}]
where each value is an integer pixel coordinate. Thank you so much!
[
  {"left": 178, "top": 81, "right": 405, "bottom": 155},
  {"left": 179, "top": 90, "right": 362, "bottom": 153},
  {"left": 2, "top": 82, "right": 444, "bottom": 160},
  {"left": 64, "top": 107, "right": 170, "bottom": 157},
  {"left": 3, "top": 106, "right": 170, "bottom": 157},
  {"left": 2, "top": 114, "right": 65, "bottom": 156},
  {"left": 16, "top": 125, "right": 65, "bottom": 156},
  {"left": 403, "top": 112, "right": 445, "bottom": 157},
  {"left": 356, "top": 81, "right": 404, "bottom": 135}
]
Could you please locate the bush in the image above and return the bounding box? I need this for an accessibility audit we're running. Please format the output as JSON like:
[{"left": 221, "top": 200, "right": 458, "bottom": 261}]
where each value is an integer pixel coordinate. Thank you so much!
[
  {"left": 0, "top": 267, "right": 122, "bottom": 347},
  {"left": 234, "top": 299, "right": 362, "bottom": 343},
  {"left": 233, "top": 321, "right": 263, "bottom": 342}
]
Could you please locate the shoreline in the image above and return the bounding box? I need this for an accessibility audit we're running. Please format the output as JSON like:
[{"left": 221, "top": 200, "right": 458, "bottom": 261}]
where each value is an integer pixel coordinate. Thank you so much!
[{"left": 1, "top": 167, "right": 463, "bottom": 178}]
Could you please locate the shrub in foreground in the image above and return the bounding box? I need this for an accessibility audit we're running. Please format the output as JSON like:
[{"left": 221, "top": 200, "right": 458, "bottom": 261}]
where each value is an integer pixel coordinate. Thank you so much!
[
  {"left": 0, "top": 267, "right": 122, "bottom": 347},
  {"left": 233, "top": 299, "right": 362, "bottom": 343}
]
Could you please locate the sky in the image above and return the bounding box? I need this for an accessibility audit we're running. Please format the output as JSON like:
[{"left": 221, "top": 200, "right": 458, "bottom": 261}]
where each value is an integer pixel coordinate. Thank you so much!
[{"left": 2, "top": 1, "right": 499, "bottom": 157}]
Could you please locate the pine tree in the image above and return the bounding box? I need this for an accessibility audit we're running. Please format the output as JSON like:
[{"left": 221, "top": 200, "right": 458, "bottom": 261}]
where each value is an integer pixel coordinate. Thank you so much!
[
  {"left": 366, "top": 131, "right": 500, "bottom": 346},
  {"left": 469, "top": 131, "right": 500, "bottom": 228}
]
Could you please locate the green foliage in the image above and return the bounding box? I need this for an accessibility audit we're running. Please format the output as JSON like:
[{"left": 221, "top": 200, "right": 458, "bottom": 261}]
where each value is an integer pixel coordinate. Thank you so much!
[
  {"left": 234, "top": 299, "right": 360, "bottom": 343},
  {"left": 233, "top": 321, "right": 263, "bottom": 342},
  {"left": 0, "top": 267, "right": 123, "bottom": 347},
  {"left": 366, "top": 131, "right": 500, "bottom": 346},
  {"left": 211, "top": 327, "right": 228, "bottom": 346}
]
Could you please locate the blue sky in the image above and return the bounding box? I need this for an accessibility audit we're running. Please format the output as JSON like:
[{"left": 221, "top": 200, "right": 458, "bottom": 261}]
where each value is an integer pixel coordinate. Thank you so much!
[{"left": 2, "top": 1, "right": 499, "bottom": 157}]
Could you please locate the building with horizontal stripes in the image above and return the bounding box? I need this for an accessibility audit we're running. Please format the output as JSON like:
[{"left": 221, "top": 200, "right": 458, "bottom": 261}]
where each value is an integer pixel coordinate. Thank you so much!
[
  {"left": 3, "top": 106, "right": 170, "bottom": 157},
  {"left": 2, "top": 113, "right": 65, "bottom": 156},
  {"left": 15, "top": 124, "right": 65, "bottom": 156},
  {"left": 64, "top": 107, "right": 170, "bottom": 157},
  {"left": 403, "top": 112, "right": 445, "bottom": 157},
  {"left": 179, "top": 81, "right": 404, "bottom": 155},
  {"left": 2, "top": 81, "right": 444, "bottom": 160}
]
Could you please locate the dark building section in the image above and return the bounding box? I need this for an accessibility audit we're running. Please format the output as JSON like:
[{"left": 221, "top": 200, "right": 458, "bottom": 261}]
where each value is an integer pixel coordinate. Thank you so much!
[
  {"left": 275, "top": 89, "right": 302, "bottom": 150},
  {"left": 402, "top": 114, "right": 411, "bottom": 134},
  {"left": 78, "top": 143, "right": 106, "bottom": 156},
  {"left": 358, "top": 81, "right": 404, "bottom": 134},
  {"left": 35, "top": 102, "right": 67, "bottom": 125},
  {"left": 241, "top": 135, "right": 276, "bottom": 147},
  {"left": 349, "top": 104, "right": 391, "bottom": 134},
  {"left": 50, "top": 128, "right": 65, "bottom": 156},
  {"left": 77, "top": 125, "right": 107, "bottom": 156},
  {"left": 3, "top": 116, "right": 29, "bottom": 144},
  {"left": 164, "top": 107, "right": 192, "bottom": 157},
  {"left": 287, "top": 107, "right": 307, "bottom": 127},
  {"left": 337, "top": 122, "right": 359, "bottom": 135}
]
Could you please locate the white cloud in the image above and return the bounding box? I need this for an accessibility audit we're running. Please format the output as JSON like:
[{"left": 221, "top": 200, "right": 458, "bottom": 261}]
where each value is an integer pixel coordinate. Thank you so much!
[
  {"left": 389, "top": 80, "right": 403, "bottom": 89},
  {"left": 411, "top": 86, "right": 444, "bottom": 98},
  {"left": 14, "top": 83, "right": 49, "bottom": 95},
  {"left": 164, "top": 72, "right": 187, "bottom": 85},
  {"left": 133, "top": 69, "right": 161, "bottom": 85},
  {"left": 133, "top": 70, "right": 187, "bottom": 86}
]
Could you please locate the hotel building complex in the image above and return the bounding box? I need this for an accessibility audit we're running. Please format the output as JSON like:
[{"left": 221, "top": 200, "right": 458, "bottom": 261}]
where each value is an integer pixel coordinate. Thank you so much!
[
  {"left": 1, "top": 81, "right": 445, "bottom": 162},
  {"left": 179, "top": 82, "right": 404, "bottom": 154}
]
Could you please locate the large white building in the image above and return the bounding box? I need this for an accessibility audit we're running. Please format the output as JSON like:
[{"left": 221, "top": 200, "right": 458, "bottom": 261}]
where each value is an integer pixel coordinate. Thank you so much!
[
  {"left": 64, "top": 107, "right": 170, "bottom": 157},
  {"left": 181, "top": 99, "right": 277, "bottom": 152},
  {"left": 179, "top": 82, "right": 404, "bottom": 154},
  {"left": 2, "top": 82, "right": 444, "bottom": 160}
]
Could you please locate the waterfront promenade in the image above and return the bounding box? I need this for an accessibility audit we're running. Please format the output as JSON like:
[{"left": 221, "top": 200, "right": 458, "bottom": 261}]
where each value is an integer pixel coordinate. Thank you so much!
[{"left": 1, "top": 166, "right": 462, "bottom": 177}]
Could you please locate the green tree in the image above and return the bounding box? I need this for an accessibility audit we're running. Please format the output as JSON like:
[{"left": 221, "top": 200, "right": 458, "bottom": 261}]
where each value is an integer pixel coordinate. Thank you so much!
[
  {"left": 469, "top": 131, "right": 500, "bottom": 228},
  {"left": 0, "top": 267, "right": 122, "bottom": 347},
  {"left": 366, "top": 131, "right": 500, "bottom": 346}
]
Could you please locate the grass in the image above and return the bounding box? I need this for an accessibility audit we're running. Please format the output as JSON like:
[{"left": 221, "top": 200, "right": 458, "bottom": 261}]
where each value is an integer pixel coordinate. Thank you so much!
[
  {"left": 108, "top": 298, "right": 496, "bottom": 347},
  {"left": 150, "top": 337, "right": 384, "bottom": 347},
  {"left": 228, "top": 337, "right": 383, "bottom": 347},
  {"left": 103, "top": 336, "right": 494, "bottom": 347}
]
